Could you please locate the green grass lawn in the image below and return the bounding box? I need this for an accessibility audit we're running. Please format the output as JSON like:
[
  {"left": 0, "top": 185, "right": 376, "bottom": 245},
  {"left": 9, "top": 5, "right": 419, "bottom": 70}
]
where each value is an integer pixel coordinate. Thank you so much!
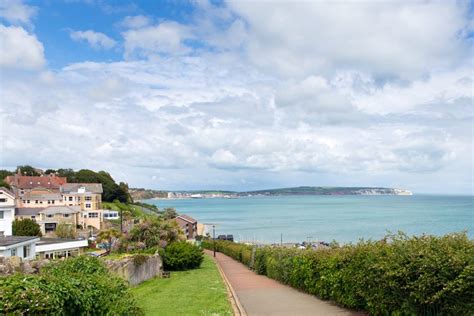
[{"left": 131, "top": 255, "right": 233, "bottom": 316}]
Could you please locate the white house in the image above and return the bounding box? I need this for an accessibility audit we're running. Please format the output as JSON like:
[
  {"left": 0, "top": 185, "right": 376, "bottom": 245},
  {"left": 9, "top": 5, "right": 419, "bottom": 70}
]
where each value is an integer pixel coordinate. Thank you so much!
[
  {"left": 0, "top": 236, "right": 40, "bottom": 260},
  {"left": 36, "top": 238, "right": 88, "bottom": 259},
  {"left": 0, "top": 188, "right": 15, "bottom": 236}
]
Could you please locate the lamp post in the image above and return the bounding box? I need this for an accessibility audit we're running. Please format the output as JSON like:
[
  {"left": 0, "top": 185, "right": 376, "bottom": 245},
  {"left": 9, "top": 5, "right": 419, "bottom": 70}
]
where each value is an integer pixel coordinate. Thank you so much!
[{"left": 213, "top": 224, "right": 216, "bottom": 257}]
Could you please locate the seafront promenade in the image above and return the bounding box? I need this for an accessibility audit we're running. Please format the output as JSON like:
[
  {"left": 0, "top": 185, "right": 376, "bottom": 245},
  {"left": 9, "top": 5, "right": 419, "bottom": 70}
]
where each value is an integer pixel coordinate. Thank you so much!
[{"left": 205, "top": 250, "right": 364, "bottom": 316}]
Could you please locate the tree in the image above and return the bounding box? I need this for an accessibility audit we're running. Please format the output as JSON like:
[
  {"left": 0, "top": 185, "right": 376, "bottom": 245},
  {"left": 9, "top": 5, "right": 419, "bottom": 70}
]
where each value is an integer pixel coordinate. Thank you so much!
[
  {"left": 162, "top": 208, "right": 178, "bottom": 220},
  {"left": 129, "top": 217, "right": 184, "bottom": 249},
  {"left": 15, "top": 165, "right": 40, "bottom": 176},
  {"left": 55, "top": 223, "right": 76, "bottom": 239},
  {"left": 12, "top": 219, "right": 42, "bottom": 237},
  {"left": 44, "top": 169, "right": 57, "bottom": 175},
  {"left": 0, "top": 169, "right": 13, "bottom": 181},
  {"left": 97, "top": 228, "right": 121, "bottom": 251}
]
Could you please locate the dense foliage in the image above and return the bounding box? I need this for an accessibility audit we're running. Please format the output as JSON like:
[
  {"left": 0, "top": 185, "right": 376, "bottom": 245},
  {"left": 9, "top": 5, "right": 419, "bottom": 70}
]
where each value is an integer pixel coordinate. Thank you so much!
[
  {"left": 0, "top": 256, "right": 142, "bottom": 315},
  {"left": 203, "top": 233, "right": 474, "bottom": 315},
  {"left": 15, "top": 165, "right": 40, "bottom": 176},
  {"left": 162, "top": 241, "right": 204, "bottom": 271},
  {"left": 112, "top": 217, "right": 183, "bottom": 253},
  {"left": 55, "top": 223, "right": 76, "bottom": 238},
  {"left": 12, "top": 218, "right": 42, "bottom": 237}
]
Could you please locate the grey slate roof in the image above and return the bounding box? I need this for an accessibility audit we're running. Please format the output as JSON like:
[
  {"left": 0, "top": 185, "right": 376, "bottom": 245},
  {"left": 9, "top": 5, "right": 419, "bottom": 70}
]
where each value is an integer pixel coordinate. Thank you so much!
[
  {"left": 15, "top": 207, "right": 41, "bottom": 216},
  {"left": 41, "top": 205, "right": 80, "bottom": 215},
  {"left": 60, "top": 183, "right": 103, "bottom": 194},
  {"left": 0, "top": 236, "right": 40, "bottom": 247}
]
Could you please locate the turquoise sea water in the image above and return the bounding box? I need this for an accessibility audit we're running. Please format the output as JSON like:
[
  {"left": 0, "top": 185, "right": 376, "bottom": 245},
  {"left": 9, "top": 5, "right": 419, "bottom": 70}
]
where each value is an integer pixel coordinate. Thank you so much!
[{"left": 146, "top": 195, "right": 473, "bottom": 244}]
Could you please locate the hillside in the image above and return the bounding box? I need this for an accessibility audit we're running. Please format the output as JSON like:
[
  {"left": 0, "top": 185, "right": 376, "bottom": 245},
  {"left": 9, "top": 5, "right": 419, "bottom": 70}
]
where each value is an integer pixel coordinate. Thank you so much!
[{"left": 130, "top": 186, "right": 412, "bottom": 200}]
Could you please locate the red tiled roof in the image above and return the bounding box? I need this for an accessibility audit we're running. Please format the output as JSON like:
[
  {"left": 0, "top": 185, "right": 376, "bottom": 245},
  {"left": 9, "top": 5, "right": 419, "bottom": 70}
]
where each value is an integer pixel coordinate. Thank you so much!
[{"left": 5, "top": 175, "right": 67, "bottom": 190}]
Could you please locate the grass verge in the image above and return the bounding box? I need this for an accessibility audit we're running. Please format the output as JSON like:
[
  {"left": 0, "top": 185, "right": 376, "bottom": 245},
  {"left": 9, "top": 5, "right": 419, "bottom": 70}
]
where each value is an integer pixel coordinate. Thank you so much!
[{"left": 131, "top": 255, "right": 232, "bottom": 316}]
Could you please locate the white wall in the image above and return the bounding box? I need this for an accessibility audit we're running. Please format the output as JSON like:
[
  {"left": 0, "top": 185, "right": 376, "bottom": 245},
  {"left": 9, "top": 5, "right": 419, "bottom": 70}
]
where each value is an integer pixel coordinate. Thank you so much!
[
  {"left": 0, "top": 208, "right": 14, "bottom": 236},
  {"left": 0, "top": 239, "right": 39, "bottom": 260}
]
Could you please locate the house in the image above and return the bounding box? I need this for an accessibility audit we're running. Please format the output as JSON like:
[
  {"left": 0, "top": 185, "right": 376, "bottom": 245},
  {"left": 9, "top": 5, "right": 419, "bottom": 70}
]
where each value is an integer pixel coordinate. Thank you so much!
[
  {"left": 5, "top": 174, "right": 67, "bottom": 198},
  {"left": 0, "top": 188, "right": 15, "bottom": 236},
  {"left": 60, "top": 183, "right": 103, "bottom": 210},
  {"left": 0, "top": 236, "right": 40, "bottom": 260},
  {"left": 35, "top": 238, "right": 88, "bottom": 259},
  {"left": 16, "top": 205, "right": 81, "bottom": 235},
  {"left": 175, "top": 215, "right": 198, "bottom": 240},
  {"left": 17, "top": 188, "right": 63, "bottom": 208}
]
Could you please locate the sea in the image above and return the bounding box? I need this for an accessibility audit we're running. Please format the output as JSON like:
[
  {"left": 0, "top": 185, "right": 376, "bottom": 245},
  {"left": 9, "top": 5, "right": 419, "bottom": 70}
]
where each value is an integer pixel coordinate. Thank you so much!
[{"left": 145, "top": 195, "right": 473, "bottom": 244}]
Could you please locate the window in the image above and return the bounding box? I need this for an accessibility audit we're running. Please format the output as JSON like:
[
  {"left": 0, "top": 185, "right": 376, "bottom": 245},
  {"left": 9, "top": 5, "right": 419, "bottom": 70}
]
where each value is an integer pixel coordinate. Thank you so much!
[
  {"left": 69, "top": 197, "right": 73, "bottom": 201},
  {"left": 85, "top": 196, "right": 92, "bottom": 201},
  {"left": 11, "top": 247, "right": 16, "bottom": 256},
  {"left": 45, "top": 223, "right": 56, "bottom": 232},
  {"left": 0, "top": 211, "right": 3, "bottom": 219},
  {"left": 52, "top": 200, "right": 55, "bottom": 204},
  {"left": 47, "top": 200, "right": 51, "bottom": 204},
  {"left": 23, "top": 245, "right": 30, "bottom": 258},
  {"left": 88, "top": 212, "right": 98, "bottom": 218},
  {"left": 0, "top": 198, "right": 6, "bottom": 203},
  {"left": 0, "top": 231, "right": 4, "bottom": 236},
  {"left": 31, "top": 215, "right": 36, "bottom": 220},
  {"left": 27, "top": 200, "right": 30, "bottom": 204},
  {"left": 35, "top": 200, "right": 38, "bottom": 204},
  {"left": 63, "top": 214, "right": 69, "bottom": 218},
  {"left": 47, "top": 214, "right": 53, "bottom": 218},
  {"left": 85, "top": 203, "right": 91, "bottom": 208}
]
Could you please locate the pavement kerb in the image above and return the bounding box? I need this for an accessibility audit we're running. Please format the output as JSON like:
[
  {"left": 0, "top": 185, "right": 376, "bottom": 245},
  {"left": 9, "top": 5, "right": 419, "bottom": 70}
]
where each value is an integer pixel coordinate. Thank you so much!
[{"left": 206, "top": 251, "right": 247, "bottom": 316}]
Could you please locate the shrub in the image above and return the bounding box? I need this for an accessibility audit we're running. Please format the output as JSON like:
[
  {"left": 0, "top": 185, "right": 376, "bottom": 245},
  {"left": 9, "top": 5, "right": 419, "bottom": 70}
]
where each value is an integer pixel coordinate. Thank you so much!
[
  {"left": 55, "top": 223, "right": 76, "bottom": 238},
  {"left": 0, "top": 256, "right": 142, "bottom": 315},
  {"left": 12, "top": 218, "right": 42, "bottom": 236},
  {"left": 203, "top": 232, "right": 474, "bottom": 315},
  {"left": 163, "top": 241, "right": 204, "bottom": 271}
]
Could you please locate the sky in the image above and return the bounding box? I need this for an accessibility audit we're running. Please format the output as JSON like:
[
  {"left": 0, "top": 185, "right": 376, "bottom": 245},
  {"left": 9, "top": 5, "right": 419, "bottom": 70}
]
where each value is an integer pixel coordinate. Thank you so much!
[{"left": 0, "top": 0, "right": 473, "bottom": 194}]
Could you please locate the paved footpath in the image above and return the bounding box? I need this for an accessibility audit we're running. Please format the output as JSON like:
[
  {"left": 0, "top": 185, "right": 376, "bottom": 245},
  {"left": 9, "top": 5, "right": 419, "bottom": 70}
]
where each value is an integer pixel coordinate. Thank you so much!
[{"left": 205, "top": 250, "right": 365, "bottom": 316}]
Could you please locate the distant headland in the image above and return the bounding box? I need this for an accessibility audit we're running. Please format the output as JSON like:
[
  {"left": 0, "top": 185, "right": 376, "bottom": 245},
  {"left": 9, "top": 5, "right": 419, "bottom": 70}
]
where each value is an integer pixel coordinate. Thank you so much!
[{"left": 130, "top": 186, "right": 413, "bottom": 200}]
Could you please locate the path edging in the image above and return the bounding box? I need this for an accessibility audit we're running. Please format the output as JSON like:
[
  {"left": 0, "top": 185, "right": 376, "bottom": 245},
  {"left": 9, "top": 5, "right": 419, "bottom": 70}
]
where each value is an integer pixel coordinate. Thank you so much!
[{"left": 206, "top": 251, "right": 247, "bottom": 316}]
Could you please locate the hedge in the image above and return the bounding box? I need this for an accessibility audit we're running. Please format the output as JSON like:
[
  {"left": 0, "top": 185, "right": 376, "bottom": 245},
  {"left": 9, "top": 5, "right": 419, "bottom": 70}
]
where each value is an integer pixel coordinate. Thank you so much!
[
  {"left": 162, "top": 241, "right": 204, "bottom": 271},
  {"left": 0, "top": 256, "right": 143, "bottom": 315},
  {"left": 203, "top": 233, "right": 474, "bottom": 315}
]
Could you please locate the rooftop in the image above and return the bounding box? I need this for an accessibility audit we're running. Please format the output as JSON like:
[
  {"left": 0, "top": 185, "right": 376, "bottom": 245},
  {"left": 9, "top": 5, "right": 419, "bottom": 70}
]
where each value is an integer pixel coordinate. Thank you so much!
[
  {"left": 60, "top": 183, "right": 103, "bottom": 194},
  {"left": 0, "top": 236, "right": 40, "bottom": 247},
  {"left": 176, "top": 214, "right": 197, "bottom": 223},
  {"left": 5, "top": 175, "right": 67, "bottom": 190}
]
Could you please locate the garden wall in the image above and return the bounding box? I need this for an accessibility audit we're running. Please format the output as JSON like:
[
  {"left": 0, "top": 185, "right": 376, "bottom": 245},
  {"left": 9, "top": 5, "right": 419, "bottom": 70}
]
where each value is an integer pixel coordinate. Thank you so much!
[{"left": 104, "top": 253, "right": 163, "bottom": 286}]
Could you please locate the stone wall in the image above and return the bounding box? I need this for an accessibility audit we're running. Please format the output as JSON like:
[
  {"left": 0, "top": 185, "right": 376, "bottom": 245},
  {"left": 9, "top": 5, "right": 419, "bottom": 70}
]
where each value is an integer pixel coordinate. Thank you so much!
[
  {"left": 104, "top": 253, "right": 162, "bottom": 286},
  {"left": 0, "top": 256, "right": 50, "bottom": 275}
]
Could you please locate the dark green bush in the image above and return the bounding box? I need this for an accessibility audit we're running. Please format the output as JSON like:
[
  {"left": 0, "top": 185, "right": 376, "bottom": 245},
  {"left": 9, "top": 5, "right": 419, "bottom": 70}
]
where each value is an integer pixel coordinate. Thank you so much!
[
  {"left": 203, "top": 232, "right": 474, "bottom": 315},
  {"left": 163, "top": 241, "right": 204, "bottom": 271},
  {"left": 0, "top": 256, "right": 142, "bottom": 315}
]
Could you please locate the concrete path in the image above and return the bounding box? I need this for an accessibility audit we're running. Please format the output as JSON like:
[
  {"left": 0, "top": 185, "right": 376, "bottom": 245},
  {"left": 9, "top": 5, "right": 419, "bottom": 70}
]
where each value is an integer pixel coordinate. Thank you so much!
[{"left": 205, "top": 250, "right": 365, "bottom": 316}]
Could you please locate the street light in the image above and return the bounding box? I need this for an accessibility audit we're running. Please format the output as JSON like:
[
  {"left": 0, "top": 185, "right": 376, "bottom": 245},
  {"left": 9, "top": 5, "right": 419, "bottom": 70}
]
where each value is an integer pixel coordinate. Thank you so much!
[
  {"left": 202, "top": 223, "right": 217, "bottom": 257},
  {"left": 213, "top": 224, "right": 216, "bottom": 257}
]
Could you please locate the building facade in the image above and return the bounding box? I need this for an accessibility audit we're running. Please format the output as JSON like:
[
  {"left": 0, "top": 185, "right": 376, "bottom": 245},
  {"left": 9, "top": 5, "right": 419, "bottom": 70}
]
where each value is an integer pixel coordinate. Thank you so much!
[
  {"left": 175, "top": 215, "right": 198, "bottom": 240},
  {"left": 0, "top": 188, "right": 15, "bottom": 236}
]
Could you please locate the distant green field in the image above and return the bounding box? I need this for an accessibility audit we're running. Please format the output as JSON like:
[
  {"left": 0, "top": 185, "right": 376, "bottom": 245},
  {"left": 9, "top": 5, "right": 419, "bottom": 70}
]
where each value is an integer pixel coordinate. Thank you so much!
[{"left": 131, "top": 256, "right": 232, "bottom": 316}]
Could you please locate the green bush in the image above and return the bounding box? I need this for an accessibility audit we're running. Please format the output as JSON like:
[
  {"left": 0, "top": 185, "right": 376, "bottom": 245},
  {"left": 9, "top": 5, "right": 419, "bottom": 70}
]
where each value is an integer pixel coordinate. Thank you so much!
[
  {"left": 163, "top": 241, "right": 204, "bottom": 271},
  {"left": 203, "top": 233, "right": 474, "bottom": 315},
  {"left": 0, "top": 256, "right": 142, "bottom": 315},
  {"left": 12, "top": 218, "right": 42, "bottom": 237}
]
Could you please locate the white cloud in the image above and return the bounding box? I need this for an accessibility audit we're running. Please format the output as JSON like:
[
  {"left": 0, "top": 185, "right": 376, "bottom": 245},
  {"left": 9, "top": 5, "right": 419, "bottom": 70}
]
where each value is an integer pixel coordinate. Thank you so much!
[
  {"left": 70, "top": 30, "right": 116, "bottom": 49},
  {"left": 229, "top": 1, "right": 470, "bottom": 80},
  {"left": 120, "top": 15, "right": 151, "bottom": 29},
  {"left": 122, "top": 21, "right": 193, "bottom": 58},
  {"left": 1, "top": 54, "right": 472, "bottom": 193},
  {"left": 0, "top": 24, "right": 44, "bottom": 69},
  {"left": 0, "top": 0, "right": 36, "bottom": 25}
]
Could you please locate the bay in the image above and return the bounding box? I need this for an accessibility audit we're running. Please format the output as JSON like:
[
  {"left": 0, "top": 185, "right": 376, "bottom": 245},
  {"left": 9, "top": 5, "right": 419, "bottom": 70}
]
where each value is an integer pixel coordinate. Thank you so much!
[{"left": 145, "top": 195, "right": 473, "bottom": 244}]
